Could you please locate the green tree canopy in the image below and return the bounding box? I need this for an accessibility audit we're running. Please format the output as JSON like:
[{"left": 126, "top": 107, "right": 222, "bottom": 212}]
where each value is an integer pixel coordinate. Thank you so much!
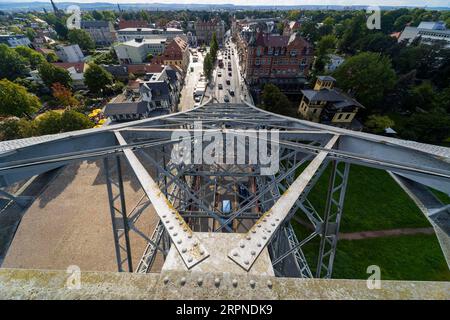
[
  {"left": 0, "top": 79, "right": 41, "bottom": 117},
  {"left": 38, "top": 62, "right": 72, "bottom": 87},
  {"left": 317, "top": 34, "right": 337, "bottom": 56},
  {"left": 400, "top": 112, "right": 450, "bottom": 144},
  {"left": 84, "top": 63, "right": 113, "bottom": 94},
  {"left": 60, "top": 110, "right": 93, "bottom": 132},
  {"left": 0, "top": 44, "right": 28, "bottom": 80},
  {"left": 333, "top": 52, "right": 397, "bottom": 109},
  {"left": 365, "top": 115, "right": 395, "bottom": 134},
  {"left": 260, "top": 83, "right": 293, "bottom": 116},
  {"left": 203, "top": 53, "right": 213, "bottom": 79},
  {"left": 67, "top": 29, "right": 95, "bottom": 51},
  {"left": 15, "top": 45, "right": 46, "bottom": 69},
  {"left": 36, "top": 111, "right": 63, "bottom": 135}
]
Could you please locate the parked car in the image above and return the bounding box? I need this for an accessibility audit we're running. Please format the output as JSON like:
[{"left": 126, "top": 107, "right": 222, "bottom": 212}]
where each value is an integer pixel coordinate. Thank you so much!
[
  {"left": 218, "top": 83, "right": 223, "bottom": 89},
  {"left": 226, "top": 79, "right": 230, "bottom": 85}
]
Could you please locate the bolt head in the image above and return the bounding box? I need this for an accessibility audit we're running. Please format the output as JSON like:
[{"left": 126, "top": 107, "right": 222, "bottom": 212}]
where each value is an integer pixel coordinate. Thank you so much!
[
  {"left": 214, "top": 278, "right": 221, "bottom": 287},
  {"left": 249, "top": 280, "right": 256, "bottom": 288},
  {"left": 180, "top": 277, "right": 186, "bottom": 286},
  {"left": 232, "top": 279, "right": 238, "bottom": 287}
]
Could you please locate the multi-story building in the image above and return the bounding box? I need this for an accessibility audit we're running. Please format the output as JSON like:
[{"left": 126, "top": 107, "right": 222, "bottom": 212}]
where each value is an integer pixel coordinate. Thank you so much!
[
  {"left": 55, "top": 44, "right": 84, "bottom": 63},
  {"left": 0, "top": 34, "right": 31, "bottom": 48},
  {"left": 154, "top": 36, "right": 190, "bottom": 72},
  {"left": 104, "top": 65, "right": 181, "bottom": 122},
  {"left": 242, "top": 32, "right": 314, "bottom": 91},
  {"left": 116, "top": 27, "right": 184, "bottom": 42},
  {"left": 399, "top": 21, "right": 450, "bottom": 48},
  {"left": 80, "top": 20, "right": 116, "bottom": 46},
  {"left": 298, "top": 76, "right": 364, "bottom": 129},
  {"left": 118, "top": 19, "right": 150, "bottom": 30},
  {"left": 114, "top": 38, "right": 167, "bottom": 64},
  {"left": 194, "top": 17, "right": 225, "bottom": 45},
  {"left": 283, "top": 21, "right": 301, "bottom": 36}
]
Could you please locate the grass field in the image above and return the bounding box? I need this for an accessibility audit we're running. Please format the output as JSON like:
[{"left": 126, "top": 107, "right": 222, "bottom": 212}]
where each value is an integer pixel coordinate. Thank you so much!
[
  {"left": 302, "top": 163, "right": 431, "bottom": 233},
  {"left": 290, "top": 163, "right": 449, "bottom": 281}
]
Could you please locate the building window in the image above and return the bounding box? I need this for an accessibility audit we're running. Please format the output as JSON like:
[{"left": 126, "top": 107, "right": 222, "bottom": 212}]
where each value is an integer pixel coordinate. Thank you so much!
[
  {"left": 345, "top": 113, "right": 352, "bottom": 120},
  {"left": 290, "top": 49, "right": 297, "bottom": 56},
  {"left": 337, "top": 114, "right": 343, "bottom": 120}
]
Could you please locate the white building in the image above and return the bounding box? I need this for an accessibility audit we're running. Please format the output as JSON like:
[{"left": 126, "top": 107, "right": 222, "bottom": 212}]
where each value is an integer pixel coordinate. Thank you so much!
[
  {"left": 325, "top": 54, "right": 345, "bottom": 72},
  {"left": 0, "top": 34, "right": 31, "bottom": 48},
  {"left": 399, "top": 21, "right": 450, "bottom": 48},
  {"left": 55, "top": 44, "right": 84, "bottom": 63},
  {"left": 114, "top": 38, "right": 167, "bottom": 64},
  {"left": 116, "top": 27, "right": 184, "bottom": 42}
]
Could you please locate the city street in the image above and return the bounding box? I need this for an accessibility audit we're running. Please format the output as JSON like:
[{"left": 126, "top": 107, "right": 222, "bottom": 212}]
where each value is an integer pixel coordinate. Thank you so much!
[{"left": 179, "top": 49, "right": 206, "bottom": 111}]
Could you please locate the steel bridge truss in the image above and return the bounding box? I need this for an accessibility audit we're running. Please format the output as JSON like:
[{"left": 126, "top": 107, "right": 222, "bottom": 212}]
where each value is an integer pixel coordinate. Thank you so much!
[{"left": 0, "top": 102, "right": 449, "bottom": 278}]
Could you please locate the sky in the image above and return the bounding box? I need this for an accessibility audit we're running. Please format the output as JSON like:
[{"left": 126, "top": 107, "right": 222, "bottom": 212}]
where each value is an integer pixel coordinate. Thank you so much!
[{"left": 0, "top": 0, "right": 448, "bottom": 7}]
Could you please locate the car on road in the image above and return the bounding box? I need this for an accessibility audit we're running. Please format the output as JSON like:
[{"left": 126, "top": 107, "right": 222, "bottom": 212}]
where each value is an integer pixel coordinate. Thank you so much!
[
  {"left": 228, "top": 72, "right": 232, "bottom": 77},
  {"left": 226, "top": 79, "right": 230, "bottom": 85},
  {"left": 224, "top": 95, "right": 230, "bottom": 102},
  {"left": 218, "top": 83, "right": 223, "bottom": 89}
]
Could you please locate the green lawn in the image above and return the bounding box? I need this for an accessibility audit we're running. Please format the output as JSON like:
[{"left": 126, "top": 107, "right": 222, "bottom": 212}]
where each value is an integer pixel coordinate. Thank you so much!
[
  {"left": 289, "top": 163, "right": 450, "bottom": 281},
  {"left": 291, "top": 220, "right": 450, "bottom": 281},
  {"left": 298, "top": 163, "right": 431, "bottom": 232},
  {"left": 332, "top": 235, "right": 450, "bottom": 281}
]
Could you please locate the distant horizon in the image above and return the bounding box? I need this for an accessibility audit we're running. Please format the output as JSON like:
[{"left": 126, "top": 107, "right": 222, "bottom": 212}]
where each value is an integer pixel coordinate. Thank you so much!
[{"left": 0, "top": 0, "right": 449, "bottom": 8}]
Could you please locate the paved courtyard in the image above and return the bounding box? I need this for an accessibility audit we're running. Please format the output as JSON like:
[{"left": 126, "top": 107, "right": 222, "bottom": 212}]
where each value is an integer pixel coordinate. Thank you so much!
[{"left": 2, "top": 157, "right": 163, "bottom": 273}]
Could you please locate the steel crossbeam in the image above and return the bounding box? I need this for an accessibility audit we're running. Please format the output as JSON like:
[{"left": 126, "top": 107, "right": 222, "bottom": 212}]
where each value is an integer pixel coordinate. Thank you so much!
[
  {"left": 228, "top": 135, "right": 340, "bottom": 270},
  {"left": 114, "top": 131, "right": 209, "bottom": 269}
]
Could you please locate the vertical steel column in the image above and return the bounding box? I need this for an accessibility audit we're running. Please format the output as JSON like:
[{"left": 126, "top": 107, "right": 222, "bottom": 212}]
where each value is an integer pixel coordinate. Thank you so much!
[
  {"left": 315, "top": 161, "right": 350, "bottom": 278},
  {"left": 104, "top": 156, "right": 133, "bottom": 272}
]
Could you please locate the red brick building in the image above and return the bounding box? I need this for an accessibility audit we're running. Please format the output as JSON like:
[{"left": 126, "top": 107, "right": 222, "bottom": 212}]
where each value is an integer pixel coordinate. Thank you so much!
[
  {"left": 154, "top": 36, "right": 190, "bottom": 72},
  {"left": 243, "top": 32, "right": 314, "bottom": 92}
]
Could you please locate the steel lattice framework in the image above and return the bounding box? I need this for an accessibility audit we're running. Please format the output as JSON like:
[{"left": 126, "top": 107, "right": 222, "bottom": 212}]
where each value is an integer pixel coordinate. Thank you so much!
[{"left": 0, "top": 101, "right": 449, "bottom": 278}]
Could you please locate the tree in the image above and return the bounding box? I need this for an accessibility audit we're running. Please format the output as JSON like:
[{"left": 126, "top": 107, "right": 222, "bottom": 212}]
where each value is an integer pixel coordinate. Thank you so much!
[
  {"left": 46, "top": 52, "right": 59, "bottom": 63},
  {"left": 0, "top": 44, "right": 28, "bottom": 80},
  {"left": 338, "top": 14, "right": 367, "bottom": 54},
  {"left": 405, "top": 81, "right": 437, "bottom": 112},
  {"left": 145, "top": 53, "right": 154, "bottom": 62},
  {"left": 400, "top": 112, "right": 450, "bottom": 144},
  {"left": 36, "top": 111, "right": 63, "bottom": 135},
  {"left": 84, "top": 63, "right": 113, "bottom": 94},
  {"left": 67, "top": 29, "right": 95, "bottom": 51},
  {"left": 260, "top": 84, "right": 293, "bottom": 116},
  {"left": 365, "top": 115, "right": 395, "bottom": 134},
  {"left": 333, "top": 52, "right": 397, "bottom": 109},
  {"left": 0, "top": 79, "right": 41, "bottom": 117},
  {"left": 60, "top": 110, "right": 93, "bottom": 132},
  {"left": 15, "top": 45, "right": 46, "bottom": 69},
  {"left": 0, "top": 117, "right": 37, "bottom": 140},
  {"left": 317, "top": 35, "right": 337, "bottom": 56},
  {"left": 38, "top": 62, "right": 72, "bottom": 87},
  {"left": 52, "top": 83, "right": 79, "bottom": 108},
  {"left": 209, "top": 32, "right": 219, "bottom": 62},
  {"left": 203, "top": 53, "right": 213, "bottom": 79}
]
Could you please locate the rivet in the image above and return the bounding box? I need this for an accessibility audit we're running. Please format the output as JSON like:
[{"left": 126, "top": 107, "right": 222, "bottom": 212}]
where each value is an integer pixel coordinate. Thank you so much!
[
  {"left": 276, "top": 218, "right": 280, "bottom": 222},
  {"left": 188, "top": 234, "right": 193, "bottom": 239},
  {"left": 165, "top": 220, "right": 170, "bottom": 224},
  {"left": 180, "top": 277, "right": 186, "bottom": 286},
  {"left": 251, "top": 250, "right": 256, "bottom": 255},
  {"left": 244, "top": 260, "right": 249, "bottom": 265},
  {"left": 250, "top": 280, "right": 256, "bottom": 288},
  {"left": 179, "top": 221, "right": 183, "bottom": 225},
  {"left": 246, "top": 236, "right": 251, "bottom": 240},
  {"left": 188, "top": 257, "right": 193, "bottom": 262},
  {"left": 215, "top": 278, "right": 221, "bottom": 287},
  {"left": 271, "top": 223, "right": 276, "bottom": 226},
  {"left": 232, "top": 250, "right": 238, "bottom": 257},
  {"left": 193, "top": 242, "right": 198, "bottom": 246},
  {"left": 173, "top": 232, "right": 178, "bottom": 236},
  {"left": 267, "top": 280, "right": 273, "bottom": 289},
  {"left": 197, "top": 277, "right": 203, "bottom": 286},
  {"left": 257, "top": 242, "right": 262, "bottom": 247},
  {"left": 232, "top": 279, "right": 238, "bottom": 287},
  {"left": 163, "top": 276, "right": 169, "bottom": 284},
  {"left": 240, "top": 242, "right": 245, "bottom": 248},
  {"left": 200, "top": 249, "right": 205, "bottom": 255},
  {"left": 257, "top": 224, "right": 261, "bottom": 228},
  {"left": 262, "top": 236, "right": 267, "bottom": 240},
  {"left": 177, "top": 239, "right": 182, "bottom": 244},
  {"left": 162, "top": 215, "right": 167, "bottom": 218},
  {"left": 251, "top": 230, "right": 256, "bottom": 233},
  {"left": 169, "top": 226, "right": 174, "bottom": 230},
  {"left": 182, "top": 248, "right": 187, "bottom": 253}
]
